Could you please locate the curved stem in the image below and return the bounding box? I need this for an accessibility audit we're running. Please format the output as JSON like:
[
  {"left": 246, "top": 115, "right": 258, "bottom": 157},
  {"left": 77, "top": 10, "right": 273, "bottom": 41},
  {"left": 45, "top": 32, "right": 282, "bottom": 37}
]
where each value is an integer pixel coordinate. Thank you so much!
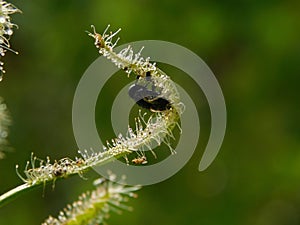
[
  {"left": 0, "top": 183, "right": 33, "bottom": 207},
  {"left": 0, "top": 25, "right": 183, "bottom": 211}
]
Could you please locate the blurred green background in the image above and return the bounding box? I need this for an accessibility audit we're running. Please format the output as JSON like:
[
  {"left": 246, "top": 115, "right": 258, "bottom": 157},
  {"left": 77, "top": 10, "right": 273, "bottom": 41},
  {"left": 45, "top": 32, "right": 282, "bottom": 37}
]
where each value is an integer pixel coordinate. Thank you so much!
[{"left": 1, "top": 0, "right": 300, "bottom": 224}]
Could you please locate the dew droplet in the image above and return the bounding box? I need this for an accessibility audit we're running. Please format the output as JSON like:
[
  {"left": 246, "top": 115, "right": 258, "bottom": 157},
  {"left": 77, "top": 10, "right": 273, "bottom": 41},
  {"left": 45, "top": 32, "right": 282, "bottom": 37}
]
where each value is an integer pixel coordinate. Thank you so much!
[
  {"left": 5, "top": 29, "right": 13, "bottom": 36},
  {"left": 0, "top": 16, "right": 6, "bottom": 24}
]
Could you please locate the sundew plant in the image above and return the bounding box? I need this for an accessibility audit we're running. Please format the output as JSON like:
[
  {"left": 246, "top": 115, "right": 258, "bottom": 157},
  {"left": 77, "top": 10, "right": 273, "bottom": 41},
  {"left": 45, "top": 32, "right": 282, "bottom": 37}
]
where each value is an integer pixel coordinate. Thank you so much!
[
  {"left": 0, "top": 0, "right": 19, "bottom": 157},
  {"left": 0, "top": 2, "right": 184, "bottom": 224},
  {"left": 0, "top": 0, "right": 20, "bottom": 79}
]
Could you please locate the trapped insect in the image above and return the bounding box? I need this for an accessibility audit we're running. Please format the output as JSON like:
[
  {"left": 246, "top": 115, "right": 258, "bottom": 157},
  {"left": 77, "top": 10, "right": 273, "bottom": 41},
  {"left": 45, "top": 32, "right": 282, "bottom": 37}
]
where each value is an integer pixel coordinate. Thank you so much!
[
  {"left": 132, "top": 156, "right": 148, "bottom": 165},
  {"left": 128, "top": 72, "right": 172, "bottom": 112}
]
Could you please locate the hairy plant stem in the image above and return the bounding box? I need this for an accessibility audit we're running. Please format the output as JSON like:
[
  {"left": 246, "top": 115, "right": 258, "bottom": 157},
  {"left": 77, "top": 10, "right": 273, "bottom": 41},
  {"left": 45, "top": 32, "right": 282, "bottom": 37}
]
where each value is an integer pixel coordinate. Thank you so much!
[
  {"left": 0, "top": 25, "right": 183, "bottom": 212},
  {"left": 0, "top": 151, "right": 128, "bottom": 208}
]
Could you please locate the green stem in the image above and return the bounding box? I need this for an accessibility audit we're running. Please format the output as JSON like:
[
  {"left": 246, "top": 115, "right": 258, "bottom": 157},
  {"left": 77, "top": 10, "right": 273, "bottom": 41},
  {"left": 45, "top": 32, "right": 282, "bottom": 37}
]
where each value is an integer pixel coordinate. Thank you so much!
[{"left": 0, "top": 183, "right": 34, "bottom": 207}]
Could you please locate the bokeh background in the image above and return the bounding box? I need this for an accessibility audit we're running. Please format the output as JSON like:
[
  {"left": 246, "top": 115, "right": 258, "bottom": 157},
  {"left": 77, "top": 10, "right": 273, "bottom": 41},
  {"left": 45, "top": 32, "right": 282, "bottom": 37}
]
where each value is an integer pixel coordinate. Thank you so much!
[{"left": 1, "top": 0, "right": 300, "bottom": 224}]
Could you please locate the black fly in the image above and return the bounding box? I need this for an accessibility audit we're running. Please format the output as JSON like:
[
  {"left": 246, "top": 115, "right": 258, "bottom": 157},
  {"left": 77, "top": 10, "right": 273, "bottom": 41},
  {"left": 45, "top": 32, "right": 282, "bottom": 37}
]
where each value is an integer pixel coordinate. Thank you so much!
[{"left": 128, "top": 71, "right": 171, "bottom": 112}]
